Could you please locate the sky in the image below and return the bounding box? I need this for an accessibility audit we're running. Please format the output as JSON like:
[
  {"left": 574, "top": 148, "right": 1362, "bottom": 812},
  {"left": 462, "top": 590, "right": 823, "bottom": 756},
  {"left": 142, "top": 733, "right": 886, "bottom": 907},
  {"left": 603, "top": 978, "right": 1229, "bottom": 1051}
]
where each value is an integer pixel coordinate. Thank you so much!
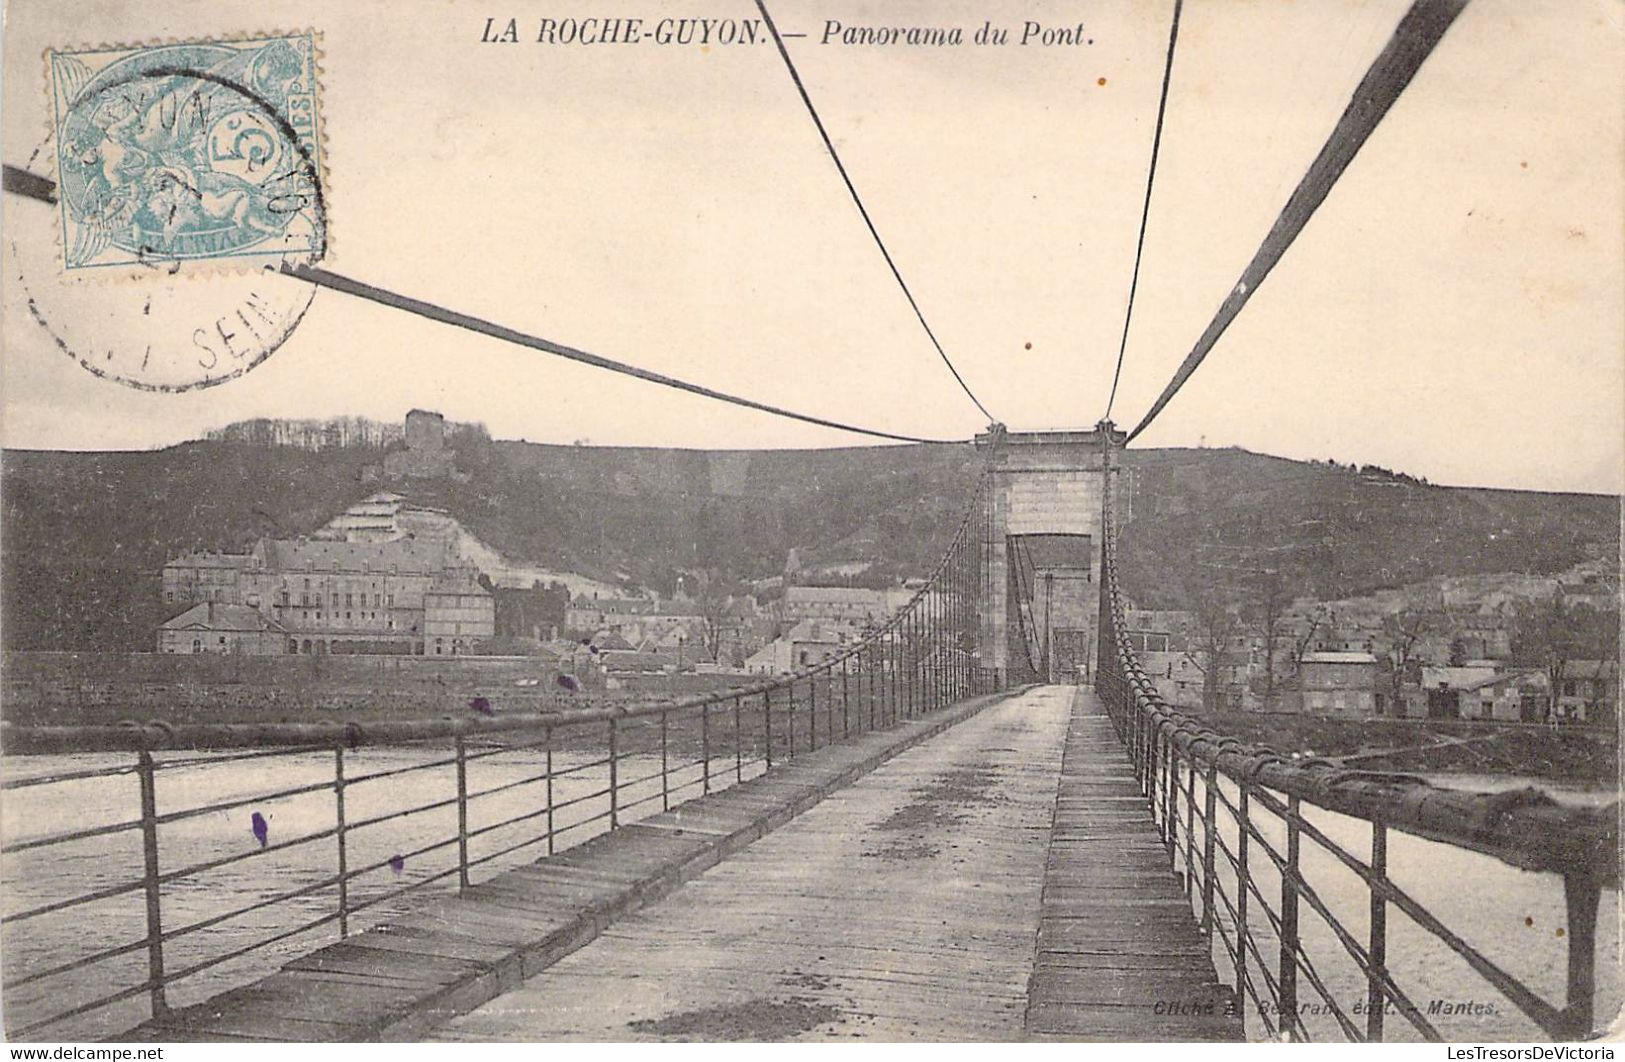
[{"left": 2, "top": 0, "right": 1621, "bottom": 494}]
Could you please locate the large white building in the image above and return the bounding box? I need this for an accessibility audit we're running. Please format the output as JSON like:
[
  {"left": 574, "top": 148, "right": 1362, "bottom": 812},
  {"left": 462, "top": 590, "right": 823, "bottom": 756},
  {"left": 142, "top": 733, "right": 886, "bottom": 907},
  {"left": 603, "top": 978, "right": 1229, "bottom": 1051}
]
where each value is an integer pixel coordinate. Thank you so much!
[
  {"left": 160, "top": 536, "right": 493, "bottom": 655},
  {"left": 744, "top": 620, "right": 853, "bottom": 674}
]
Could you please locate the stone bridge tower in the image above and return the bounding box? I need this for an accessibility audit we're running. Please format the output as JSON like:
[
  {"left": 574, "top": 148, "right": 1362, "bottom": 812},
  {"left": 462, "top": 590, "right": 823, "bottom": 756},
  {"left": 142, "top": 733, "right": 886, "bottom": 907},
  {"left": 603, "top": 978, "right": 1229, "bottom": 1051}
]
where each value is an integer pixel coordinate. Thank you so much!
[{"left": 974, "top": 423, "right": 1126, "bottom": 686}]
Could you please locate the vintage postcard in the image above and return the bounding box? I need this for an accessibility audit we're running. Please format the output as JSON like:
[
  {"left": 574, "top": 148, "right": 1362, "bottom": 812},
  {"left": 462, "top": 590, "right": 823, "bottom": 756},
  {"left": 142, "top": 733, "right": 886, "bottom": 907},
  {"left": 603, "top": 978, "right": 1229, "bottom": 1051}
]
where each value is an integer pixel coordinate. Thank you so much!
[{"left": 1, "top": 0, "right": 1620, "bottom": 1049}]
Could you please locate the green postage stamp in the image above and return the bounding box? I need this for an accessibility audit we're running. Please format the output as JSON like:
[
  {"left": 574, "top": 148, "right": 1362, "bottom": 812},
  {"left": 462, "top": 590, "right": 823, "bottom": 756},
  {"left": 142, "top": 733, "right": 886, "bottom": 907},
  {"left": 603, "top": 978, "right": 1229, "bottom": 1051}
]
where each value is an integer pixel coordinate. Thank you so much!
[{"left": 47, "top": 33, "right": 325, "bottom": 273}]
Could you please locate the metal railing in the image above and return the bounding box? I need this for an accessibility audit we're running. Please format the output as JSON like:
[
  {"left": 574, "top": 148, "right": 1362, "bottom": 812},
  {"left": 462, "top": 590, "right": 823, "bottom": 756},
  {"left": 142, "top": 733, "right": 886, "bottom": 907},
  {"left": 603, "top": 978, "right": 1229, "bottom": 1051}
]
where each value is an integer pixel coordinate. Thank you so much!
[
  {"left": 1, "top": 474, "right": 995, "bottom": 1041},
  {"left": 1095, "top": 489, "right": 1619, "bottom": 1041}
]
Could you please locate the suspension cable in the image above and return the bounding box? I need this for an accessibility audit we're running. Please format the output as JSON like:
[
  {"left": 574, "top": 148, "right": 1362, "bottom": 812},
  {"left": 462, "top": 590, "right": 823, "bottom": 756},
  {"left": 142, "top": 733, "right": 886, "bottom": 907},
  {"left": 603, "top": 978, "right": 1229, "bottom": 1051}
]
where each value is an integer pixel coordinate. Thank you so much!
[
  {"left": 2, "top": 167, "right": 967, "bottom": 446},
  {"left": 754, "top": 0, "right": 996, "bottom": 425},
  {"left": 1103, "top": 0, "right": 1184, "bottom": 422},
  {"left": 280, "top": 264, "right": 965, "bottom": 445},
  {"left": 1123, "top": 0, "right": 1470, "bottom": 444}
]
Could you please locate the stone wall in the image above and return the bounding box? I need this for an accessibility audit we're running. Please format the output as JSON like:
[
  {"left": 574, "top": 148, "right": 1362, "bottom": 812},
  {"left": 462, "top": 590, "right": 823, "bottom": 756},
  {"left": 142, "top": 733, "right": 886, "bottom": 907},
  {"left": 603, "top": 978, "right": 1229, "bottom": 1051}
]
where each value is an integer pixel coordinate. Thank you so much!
[
  {"left": 2, "top": 651, "right": 579, "bottom": 719},
  {"left": 2, "top": 651, "right": 762, "bottom": 724}
]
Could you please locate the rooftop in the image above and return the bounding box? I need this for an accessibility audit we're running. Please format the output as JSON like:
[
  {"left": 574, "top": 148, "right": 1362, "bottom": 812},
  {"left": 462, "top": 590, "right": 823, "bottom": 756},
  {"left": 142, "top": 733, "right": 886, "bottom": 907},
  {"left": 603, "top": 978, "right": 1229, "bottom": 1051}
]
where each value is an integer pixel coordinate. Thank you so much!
[
  {"left": 258, "top": 537, "right": 455, "bottom": 574},
  {"left": 1301, "top": 651, "right": 1379, "bottom": 664},
  {"left": 161, "top": 603, "right": 286, "bottom": 633},
  {"left": 785, "top": 586, "right": 887, "bottom": 604},
  {"left": 166, "top": 552, "right": 254, "bottom": 569},
  {"left": 427, "top": 573, "right": 490, "bottom": 595},
  {"left": 570, "top": 595, "right": 654, "bottom": 614}
]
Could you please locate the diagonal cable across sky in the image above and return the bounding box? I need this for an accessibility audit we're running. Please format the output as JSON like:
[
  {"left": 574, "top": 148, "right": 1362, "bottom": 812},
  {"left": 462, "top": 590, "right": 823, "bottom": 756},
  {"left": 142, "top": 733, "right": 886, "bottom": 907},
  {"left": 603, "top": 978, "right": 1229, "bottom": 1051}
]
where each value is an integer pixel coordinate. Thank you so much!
[{"left": 754, "top": 0, "right": 998, "bottom": 426}]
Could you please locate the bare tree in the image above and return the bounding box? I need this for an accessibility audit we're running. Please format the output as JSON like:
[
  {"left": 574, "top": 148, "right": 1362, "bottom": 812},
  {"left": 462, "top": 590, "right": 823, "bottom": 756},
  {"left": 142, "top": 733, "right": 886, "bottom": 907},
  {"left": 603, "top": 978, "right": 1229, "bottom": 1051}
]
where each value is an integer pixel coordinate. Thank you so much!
[
  {"left": 1243, "top": 570, "right": 1287, "bottom": 710},
  {"left": 696, "top": 597, "right": 728, "bottom": 664},
  {"left": 1513, "top": 590, "right": 1618, "bottom": 721},
  {"left": 1289, "top": 605, "right": 1330, "bottom": 678},
  {"left": 1580, "top": 659, "right": 1620, "bottom": 724},
  {"left": 1380, "top": 610, "right": 1431, "bottom": 715},
  {"left": 1188, "top": 589, "right": 1242, "bottom": 712},
  {"left": 696, "top": 580, "right": 747, "bottom": 664}
]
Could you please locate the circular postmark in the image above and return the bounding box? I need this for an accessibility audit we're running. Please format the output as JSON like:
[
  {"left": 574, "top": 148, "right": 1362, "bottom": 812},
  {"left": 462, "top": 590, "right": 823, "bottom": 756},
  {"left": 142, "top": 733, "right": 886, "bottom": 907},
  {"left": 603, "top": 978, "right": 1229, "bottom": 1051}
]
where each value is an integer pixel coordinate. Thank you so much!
[{"left": 10, "top": 36, "right": 327, "bottom": 392}]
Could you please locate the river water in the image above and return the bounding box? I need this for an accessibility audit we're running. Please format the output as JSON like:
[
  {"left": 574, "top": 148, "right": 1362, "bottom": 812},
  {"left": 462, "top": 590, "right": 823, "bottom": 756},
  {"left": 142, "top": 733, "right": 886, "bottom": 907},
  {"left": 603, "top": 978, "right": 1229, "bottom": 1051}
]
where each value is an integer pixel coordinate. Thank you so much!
[
  {"left": 1, "top": 743, "right": 765, "bottom": 1041},
  {"left": 1, "top": 750, "right": 1617, "bottom": 1042},
  {"left": 1193, "top": 772, "right": 1622, "bottom": 1042}
]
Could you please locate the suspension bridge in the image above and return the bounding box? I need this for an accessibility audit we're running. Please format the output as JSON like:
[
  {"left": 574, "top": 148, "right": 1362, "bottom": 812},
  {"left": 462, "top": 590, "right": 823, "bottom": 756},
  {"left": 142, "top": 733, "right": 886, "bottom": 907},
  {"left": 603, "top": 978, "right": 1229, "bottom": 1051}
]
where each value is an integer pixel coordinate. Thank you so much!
[{"left": 2, "top": 0, "right": 1619, "bottom": 1043}]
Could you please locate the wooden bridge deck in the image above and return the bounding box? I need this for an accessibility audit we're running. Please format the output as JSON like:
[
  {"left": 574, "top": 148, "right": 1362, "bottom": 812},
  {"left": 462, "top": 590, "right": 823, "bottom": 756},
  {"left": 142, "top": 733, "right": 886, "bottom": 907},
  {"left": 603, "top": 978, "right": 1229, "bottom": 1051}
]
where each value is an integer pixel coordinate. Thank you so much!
[
  {"left": 1025, "top": 693, "right": 1243, "bottom": 1041},
  {"left": 429, "top": 687, "right": 1240, "bottom": 1042}
]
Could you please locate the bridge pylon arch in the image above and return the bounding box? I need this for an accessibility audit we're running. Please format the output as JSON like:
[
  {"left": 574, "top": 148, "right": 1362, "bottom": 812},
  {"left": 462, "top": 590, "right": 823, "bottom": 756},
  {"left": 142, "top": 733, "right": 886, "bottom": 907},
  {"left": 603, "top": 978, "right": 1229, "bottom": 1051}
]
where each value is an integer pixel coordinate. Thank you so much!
[{"left": 973, "top": 424, "right": 1127, "bottom": 687}]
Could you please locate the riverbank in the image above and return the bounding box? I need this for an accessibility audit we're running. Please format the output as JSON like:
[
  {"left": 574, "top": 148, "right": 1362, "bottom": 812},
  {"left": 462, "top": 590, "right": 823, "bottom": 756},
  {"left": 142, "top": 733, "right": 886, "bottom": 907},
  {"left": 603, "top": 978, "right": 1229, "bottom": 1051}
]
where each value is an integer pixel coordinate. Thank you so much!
[
  {"left": 0, "top": 650, "right": 760, "bottom": 730},
  {"left": 1187, "top": 710, "right": 1618, "bottom": 784}
]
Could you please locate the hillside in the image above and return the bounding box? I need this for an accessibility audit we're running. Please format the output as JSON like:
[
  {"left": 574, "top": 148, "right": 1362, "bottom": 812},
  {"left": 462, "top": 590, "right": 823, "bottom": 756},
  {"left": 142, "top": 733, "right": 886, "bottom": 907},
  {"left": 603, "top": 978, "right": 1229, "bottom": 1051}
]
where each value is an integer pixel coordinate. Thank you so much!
[
  {"left": 1, "top": 428, "right": 1616, "bottom": 650},
  {"left": 1114, "top": 448, "right": 1619, "bottom": 609}
]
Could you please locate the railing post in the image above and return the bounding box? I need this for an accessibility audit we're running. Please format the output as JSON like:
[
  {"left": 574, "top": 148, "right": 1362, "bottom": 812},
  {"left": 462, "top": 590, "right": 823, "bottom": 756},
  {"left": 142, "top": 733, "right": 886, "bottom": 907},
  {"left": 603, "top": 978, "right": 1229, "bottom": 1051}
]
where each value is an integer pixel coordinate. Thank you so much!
[
  {"left": 545, "top": 725, "right": 555, "bottom": 855},
  {"left": 1138, "top": 707, "right": 1150, "bottom": 796},
  {"left": 1145, "top": 721, "right": 1157, "bottom": 823},
  {"left": 881, "top": 638, "right": 889, "bottom": 723},
  {"left": 764, "top": 688, "right": 774, "bottom": 769},
  {"left": 335, "top": 747, "right": 349, "bottom": 938},
  {"left": 455, "top": 736, "right": 470, "bottom": 891},
  {"left": 701, "top": 701, "right": 712, "bottom": 795},
  {"left": 841, "top": 657, "right": 850, "bottom": 738},
  {"left": 1167, "top": 743, "right": 1180, "bottom": 875},
  {"left": 902, "top": 626, "right": 910, "bottom": 716},
  {"left": 923, "top": 610, "right": 936, "bottom": 711},
  {"left": 136, "top": 751, "right": 168, "bottom": 1019},
  {"left": 897, "top": 633, "right": 910, "bottom": 724},
  {"left": 1149, "top": 724, "right": 1161, "bottom": 827},
  {"left": 1125, "top": 683, "right": 1138, "bottom": 783},
  {"left": 1368, "top": 820, "right": 1388, "bottom": 1041},
  {"left": 1183, "top": 750, "right": 1196, "bottom": 901},
  {"left": 608, "top": 717, "right": 620, "bottom": 828},
  {"left": 904, "top": 627, "right": 911, "bottom": 715},
  {"left": 924, "top": 601, "right": 934, "bottom": 712},
  {"left": 941, "top": 591, "right": 950, "bottom": 707},
  {"left": 1201, "top": 761, "right": 1217, "bottom": 941},
  {"left": 825, "top": 671, "right": 834, "bottom": 746},
  {"left": 1142, "top": 704, "right": 1152, "bottom": 793},
  {"left": 1236, "top": 784, "right": 1250, "bottom": 1030},
  {"left": 786, "top": 682, "right": 796, "bottom": 758},
  {"left": 906, "top": 614, "right": 915, "bottom": 719},
  {"left": 661, "top": 708, "right": 670, "bottom": 812},
  {"left": 955, "top": 578, "right": 963, "bottom": 699},
  {"left": 809, "top": 674, "right": 818, "bottom": 749},
  {"left": 947, "top": 588, "right": 955, "bottom": 701},
  {"left": 886, "top": 634, "right": 895, "bottom": 724},
  {"left": 868, "top": 646, "right": 877, "bottom": 731},
  {"left": 1563, "top": 870, "right": 1601, "bottom": 1039},
  {"left": 1139, "top": 706, "right": 1151, "bottom": 795},
  {"left": 1279, "top": 794, "right": 1301, "bottom": 1040},
  {"left": 1152, "top": 721, "right": 1163, "bottom": 815},
  {"left": 935, "top": 596, "right": 945, "bottom": 709},
  {"left": 886, "top": 633, "right": 895, "bottom": 725},
  {"left": 734, "top": 694, "right": 744, "bottom": 782}
]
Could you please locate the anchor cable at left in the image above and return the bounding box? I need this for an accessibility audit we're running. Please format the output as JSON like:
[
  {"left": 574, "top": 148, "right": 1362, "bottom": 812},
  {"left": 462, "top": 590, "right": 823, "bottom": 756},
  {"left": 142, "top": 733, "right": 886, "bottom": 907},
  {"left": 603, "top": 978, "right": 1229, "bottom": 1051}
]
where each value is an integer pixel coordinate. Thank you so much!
[{"left": 3, "top": 164, "right": 970, "bottom": 447}]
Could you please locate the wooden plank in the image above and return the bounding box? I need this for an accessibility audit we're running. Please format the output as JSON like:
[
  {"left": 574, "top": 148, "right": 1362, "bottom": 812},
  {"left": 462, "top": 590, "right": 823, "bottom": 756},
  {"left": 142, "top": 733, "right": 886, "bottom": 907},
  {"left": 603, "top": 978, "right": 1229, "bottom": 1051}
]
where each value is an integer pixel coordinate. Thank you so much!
[
  {"left": 283, "top": 941, "right": 487, "bottom": 985},
  {"left": 1023, "top": 690, "right": 1244, "bottom": 1042}
]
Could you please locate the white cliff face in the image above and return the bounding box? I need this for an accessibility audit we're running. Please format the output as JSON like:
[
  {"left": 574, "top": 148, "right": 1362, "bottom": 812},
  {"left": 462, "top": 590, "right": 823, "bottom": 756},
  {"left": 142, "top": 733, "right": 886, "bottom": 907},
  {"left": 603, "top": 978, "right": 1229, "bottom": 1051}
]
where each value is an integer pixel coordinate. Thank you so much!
[
  {"left": 447, "top": 526, "right": 625, "bottom": 596},
  {"left": 317, "top": 492, "right": 627, "bottom": 597}
]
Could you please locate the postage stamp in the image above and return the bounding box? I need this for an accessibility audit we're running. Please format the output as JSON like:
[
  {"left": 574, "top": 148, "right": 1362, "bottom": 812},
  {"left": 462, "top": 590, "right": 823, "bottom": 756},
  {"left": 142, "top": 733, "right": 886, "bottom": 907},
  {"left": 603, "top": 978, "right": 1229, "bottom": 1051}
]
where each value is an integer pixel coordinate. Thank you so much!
[{"left": 46, "top": 32, "right": 326, "bottom": 275}]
